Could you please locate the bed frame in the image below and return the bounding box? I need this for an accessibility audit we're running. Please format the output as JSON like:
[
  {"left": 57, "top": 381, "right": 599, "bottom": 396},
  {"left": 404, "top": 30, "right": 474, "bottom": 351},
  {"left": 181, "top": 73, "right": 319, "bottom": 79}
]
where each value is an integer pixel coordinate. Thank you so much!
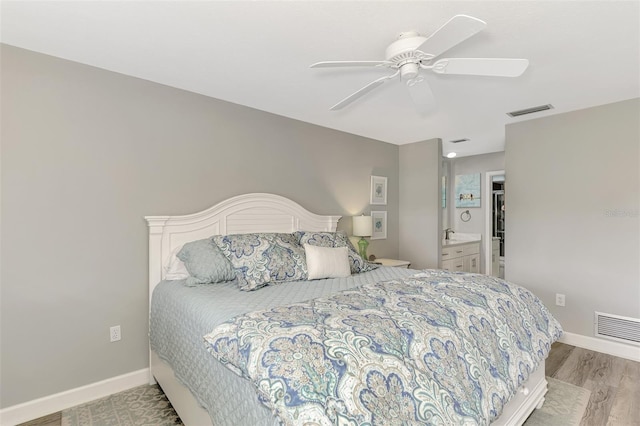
[
  {"left": 146, "top": 192, "right": 546, "bottom": 426},
  {"left": 146, "top": 193, "right": 340, "bottom": 425}
]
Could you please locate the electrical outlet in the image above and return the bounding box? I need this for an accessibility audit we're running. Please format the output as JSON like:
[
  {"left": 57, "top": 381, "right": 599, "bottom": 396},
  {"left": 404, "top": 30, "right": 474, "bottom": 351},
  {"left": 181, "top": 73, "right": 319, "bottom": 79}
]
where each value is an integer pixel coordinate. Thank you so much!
[
  {"left": 555, "top": 294, "right": 566, "bottom": 307},
  {"left": 110, "top": 325, "right": 121, "bottom": 342}
]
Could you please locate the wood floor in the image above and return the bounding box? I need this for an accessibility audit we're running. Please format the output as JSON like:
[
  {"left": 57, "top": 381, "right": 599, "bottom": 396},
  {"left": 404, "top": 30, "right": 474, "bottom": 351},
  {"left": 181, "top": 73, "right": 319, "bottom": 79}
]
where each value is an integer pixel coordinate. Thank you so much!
[
  {"left": 546, "top": 342, "right": 640, "bottom": 425},
  {"left": 19, "top": 342, "right": 640, "bottom": 426}
]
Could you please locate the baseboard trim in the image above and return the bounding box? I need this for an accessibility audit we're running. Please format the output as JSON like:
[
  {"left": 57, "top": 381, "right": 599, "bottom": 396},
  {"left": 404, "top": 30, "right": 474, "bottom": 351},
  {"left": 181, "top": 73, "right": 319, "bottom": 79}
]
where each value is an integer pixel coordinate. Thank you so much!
[
  {"left": 559, "top": 332, "right": 640, "bottom": 362},
  {"left": 0, "top": 368, "right": 149, "bottom": 426}
]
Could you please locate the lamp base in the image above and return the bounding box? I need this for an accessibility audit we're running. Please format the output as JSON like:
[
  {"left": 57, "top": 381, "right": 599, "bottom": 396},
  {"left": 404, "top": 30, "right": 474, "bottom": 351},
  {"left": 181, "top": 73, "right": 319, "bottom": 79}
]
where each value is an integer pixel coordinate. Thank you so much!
[{"left": 357, "top": 237, "right": 369, "bottom": 260}]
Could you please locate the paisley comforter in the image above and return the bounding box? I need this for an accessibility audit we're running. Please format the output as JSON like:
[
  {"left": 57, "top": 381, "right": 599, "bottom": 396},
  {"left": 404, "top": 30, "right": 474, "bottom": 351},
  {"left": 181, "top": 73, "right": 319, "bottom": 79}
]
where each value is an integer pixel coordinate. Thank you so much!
[{"left": 204, "top": 270, "right": 562, "bottom": 425}]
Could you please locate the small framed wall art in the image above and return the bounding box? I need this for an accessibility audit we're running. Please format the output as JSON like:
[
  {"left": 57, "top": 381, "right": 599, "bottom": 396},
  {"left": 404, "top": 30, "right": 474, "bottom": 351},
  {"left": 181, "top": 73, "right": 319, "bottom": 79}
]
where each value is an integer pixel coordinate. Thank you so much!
[
  {"left": 455, "top": 173, "right": 481, "bottom": 208},
  {"left": 370, "top": 211, "right": 387, "bottom": 240},
  {"left": 370, "top": 175, "right": 387, "bottom": 205}
]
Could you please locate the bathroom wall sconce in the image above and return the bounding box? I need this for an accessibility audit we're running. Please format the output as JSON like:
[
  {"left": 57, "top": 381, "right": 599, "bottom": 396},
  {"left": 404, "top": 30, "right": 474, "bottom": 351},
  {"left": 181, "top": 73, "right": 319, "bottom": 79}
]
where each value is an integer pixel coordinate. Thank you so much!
[{"left": 352, "top": 215, "right": 372, "bottom": 259}]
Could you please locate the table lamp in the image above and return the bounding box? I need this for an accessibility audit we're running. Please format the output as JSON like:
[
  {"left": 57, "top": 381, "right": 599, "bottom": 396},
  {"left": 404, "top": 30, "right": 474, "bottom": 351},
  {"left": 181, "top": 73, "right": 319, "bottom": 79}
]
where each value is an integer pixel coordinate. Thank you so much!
[{"left": 352, "top": 215, "right": 373, "bottom": 260}]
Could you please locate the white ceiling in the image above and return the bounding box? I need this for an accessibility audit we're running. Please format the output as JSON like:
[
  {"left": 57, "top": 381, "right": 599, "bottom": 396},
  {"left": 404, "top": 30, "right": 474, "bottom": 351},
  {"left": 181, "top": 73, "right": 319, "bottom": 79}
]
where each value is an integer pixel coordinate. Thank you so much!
[{"left": 2, "top": 1, "right": 639, "bottom": 157}]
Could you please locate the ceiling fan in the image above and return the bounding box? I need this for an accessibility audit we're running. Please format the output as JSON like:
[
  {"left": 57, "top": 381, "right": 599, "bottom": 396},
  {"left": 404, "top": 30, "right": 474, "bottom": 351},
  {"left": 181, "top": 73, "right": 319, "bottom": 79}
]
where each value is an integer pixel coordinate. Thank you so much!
[{"left": 310, "top": 15, "right": 529, "bottom": 113}]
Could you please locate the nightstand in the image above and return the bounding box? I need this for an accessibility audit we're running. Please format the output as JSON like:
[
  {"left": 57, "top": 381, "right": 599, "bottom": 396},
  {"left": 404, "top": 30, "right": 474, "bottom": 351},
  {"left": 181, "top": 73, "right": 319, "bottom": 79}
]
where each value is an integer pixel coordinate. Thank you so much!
[{"left": 374, "top": 258, "right": 411, "bottom": 268}]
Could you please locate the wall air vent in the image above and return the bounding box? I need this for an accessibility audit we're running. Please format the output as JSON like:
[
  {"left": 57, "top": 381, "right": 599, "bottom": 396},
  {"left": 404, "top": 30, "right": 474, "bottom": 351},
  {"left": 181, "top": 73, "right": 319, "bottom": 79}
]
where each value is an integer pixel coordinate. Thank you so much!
[
  {"left": 450, "top": 138, "right": 470, "bottom": 144},
  {"left": 594, "top": 312, "right": 640, "bottom": 345},
  {"left": 506, "top": 104, "right": 554, "bottom": 117}
]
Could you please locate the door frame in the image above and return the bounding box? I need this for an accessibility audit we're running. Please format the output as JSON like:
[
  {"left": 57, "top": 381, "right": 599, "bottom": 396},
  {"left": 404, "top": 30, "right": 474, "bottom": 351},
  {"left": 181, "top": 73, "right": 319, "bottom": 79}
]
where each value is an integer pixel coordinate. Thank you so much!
[{"left": 484, "top": 170, "right": 504, "bottom": 275}]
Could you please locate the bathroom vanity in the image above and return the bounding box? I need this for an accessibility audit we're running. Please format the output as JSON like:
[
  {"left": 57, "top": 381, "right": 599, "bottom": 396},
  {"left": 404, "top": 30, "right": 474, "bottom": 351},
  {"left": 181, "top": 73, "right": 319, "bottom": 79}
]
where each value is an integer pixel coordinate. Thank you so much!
[{"left": 441, "top": 239, "right": 480, "bottom": 273}]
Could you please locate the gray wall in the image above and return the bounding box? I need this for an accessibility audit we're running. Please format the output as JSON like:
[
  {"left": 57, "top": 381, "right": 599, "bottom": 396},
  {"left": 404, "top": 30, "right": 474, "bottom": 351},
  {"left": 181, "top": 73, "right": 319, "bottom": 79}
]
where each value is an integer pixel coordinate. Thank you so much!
[
  {"left": 0, "top": 45, "right": 400, "bottom": 407},
  {"left": 398, "top": 139, "right": 442, "bottom": 269},
  {"left": 505, "top": 98, "right": 639, "bottom": 337}
]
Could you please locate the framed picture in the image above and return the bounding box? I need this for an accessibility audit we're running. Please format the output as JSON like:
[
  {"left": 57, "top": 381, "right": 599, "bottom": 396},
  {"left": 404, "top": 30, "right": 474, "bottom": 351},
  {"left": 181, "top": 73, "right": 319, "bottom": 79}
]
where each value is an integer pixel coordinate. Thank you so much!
[
  {"left": 370, "top": 211, "right": 387, "bottom": 240},
  {"left": 370, "top": 175, "right": 387, "bottom": 205},
  {"left": 455, "top": 173, "right": 481, "bottom": 208}
]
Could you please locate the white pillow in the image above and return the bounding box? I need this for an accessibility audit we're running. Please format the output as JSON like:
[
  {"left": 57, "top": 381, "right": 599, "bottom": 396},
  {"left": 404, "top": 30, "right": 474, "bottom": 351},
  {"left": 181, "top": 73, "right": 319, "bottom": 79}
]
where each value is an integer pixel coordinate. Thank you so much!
[
  {"left": 304, "top": 244, "right": 350, "bottom": 280},
  {"left": 164, "top": 246, "right": 190, "bottom": 280}
]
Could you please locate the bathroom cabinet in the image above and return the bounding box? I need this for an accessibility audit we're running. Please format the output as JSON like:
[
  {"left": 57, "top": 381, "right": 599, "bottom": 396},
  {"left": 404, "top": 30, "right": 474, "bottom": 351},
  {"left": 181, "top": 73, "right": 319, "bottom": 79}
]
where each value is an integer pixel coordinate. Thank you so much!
[{"left": 441, "top": 241, "right": 480, "bottom": 273}]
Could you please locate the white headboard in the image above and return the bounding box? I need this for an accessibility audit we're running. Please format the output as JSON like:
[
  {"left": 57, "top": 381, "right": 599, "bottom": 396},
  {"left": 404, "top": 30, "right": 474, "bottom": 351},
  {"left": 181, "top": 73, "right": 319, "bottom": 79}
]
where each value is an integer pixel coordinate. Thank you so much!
[{"left": 145, "top": 193, "right": 341, "bottom": 297}]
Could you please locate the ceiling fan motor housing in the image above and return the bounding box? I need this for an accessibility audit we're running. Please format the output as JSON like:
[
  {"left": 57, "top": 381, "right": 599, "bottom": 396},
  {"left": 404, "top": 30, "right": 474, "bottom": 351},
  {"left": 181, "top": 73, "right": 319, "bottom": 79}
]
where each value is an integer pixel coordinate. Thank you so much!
[
  {"left": 385, "top": 33, "right": 428, "bottom": 60},
  {"left": 385, "top": 32, "right": 429, "bottom": 81}
]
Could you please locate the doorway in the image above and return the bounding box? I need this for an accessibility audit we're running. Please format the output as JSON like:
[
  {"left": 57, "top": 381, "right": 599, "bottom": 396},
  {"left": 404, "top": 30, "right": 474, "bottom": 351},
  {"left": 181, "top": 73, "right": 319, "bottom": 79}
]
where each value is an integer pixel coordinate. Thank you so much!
[{"left": 484, "top": 170, "right": 505, "bottom": 277}]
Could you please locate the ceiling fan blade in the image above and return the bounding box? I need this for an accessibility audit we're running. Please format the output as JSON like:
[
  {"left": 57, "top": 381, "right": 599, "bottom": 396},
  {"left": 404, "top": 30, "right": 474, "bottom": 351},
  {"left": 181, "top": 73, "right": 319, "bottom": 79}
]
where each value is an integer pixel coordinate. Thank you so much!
[
  {"left": 430, "top": 58, "right": 529, "bottom": 77},
  {"left": 330, "top": 71, "right": 400, "bottom": 110},
  {"left": 406, "top": 78, "right": 436, "bottom": 114},
  {"left": 310, "top": 61, "right": 390, "bottom": 68},
  {"left": 417, "top": 15, "right": 486, "bottom": 59}
]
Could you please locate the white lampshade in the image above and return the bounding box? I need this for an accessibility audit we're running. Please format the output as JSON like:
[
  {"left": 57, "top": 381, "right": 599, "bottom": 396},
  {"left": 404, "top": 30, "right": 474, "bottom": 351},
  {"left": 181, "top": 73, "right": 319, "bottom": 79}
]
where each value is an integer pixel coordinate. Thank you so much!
[{"left": 352, "top": 215, "right": 372, "bottom": 237}]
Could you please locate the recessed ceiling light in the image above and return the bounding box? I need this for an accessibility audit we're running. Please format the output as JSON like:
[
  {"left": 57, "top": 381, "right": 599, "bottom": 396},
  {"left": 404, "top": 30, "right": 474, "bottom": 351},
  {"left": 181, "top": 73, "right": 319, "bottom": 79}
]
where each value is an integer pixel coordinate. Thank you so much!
[{"left": 446, "top": 152, "right": 457, "bottom": 158}]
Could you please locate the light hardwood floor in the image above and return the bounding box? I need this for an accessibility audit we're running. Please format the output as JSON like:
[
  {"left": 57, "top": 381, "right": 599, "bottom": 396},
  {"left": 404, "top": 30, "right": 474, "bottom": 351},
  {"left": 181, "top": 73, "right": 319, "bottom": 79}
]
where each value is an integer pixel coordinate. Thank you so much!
[
  {"left": 19, "top": 343, "right": 640, "bottom": 426},
  {"left": 546, "top": 342, "right": 640, "bottom": 425}
]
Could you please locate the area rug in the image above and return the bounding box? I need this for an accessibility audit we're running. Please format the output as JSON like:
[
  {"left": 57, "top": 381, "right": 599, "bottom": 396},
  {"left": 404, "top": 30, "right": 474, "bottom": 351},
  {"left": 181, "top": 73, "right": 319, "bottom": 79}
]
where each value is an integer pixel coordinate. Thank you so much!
[
  {"left": 61, "top": 384, "right": 182, "bottom": 426},
  {"left": 61, "top": 377, "right": 588, "bottom": 425},
  {"left": 523, "top": 377, "right": 591, "bottom": 426}
]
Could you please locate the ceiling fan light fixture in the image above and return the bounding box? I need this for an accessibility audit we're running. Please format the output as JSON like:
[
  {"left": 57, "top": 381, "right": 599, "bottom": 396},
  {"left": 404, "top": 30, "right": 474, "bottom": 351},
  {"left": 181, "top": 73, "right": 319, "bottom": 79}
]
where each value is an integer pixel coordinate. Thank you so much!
[{"left": 401, "top": 63, "right": 420, "bottom": 81}]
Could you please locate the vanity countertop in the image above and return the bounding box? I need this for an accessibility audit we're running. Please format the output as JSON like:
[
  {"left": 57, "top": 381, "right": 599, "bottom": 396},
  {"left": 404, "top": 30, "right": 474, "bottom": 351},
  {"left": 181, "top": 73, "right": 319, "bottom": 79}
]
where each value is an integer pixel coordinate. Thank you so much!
[
  {"left": 442, "top": 232, "right": 481, "bottom": 247},
  {"left": 442, "top": 239, "right": 481, "bottom": 247}
]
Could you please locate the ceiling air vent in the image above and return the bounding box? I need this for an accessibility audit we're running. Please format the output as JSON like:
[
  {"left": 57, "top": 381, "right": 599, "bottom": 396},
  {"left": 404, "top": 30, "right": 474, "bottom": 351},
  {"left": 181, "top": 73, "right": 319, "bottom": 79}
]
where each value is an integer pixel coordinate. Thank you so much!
[
  {"left": 507, "top": 104, "right": 554, "bottom": 117},
  {"left": 450, "top": 138, "right": 470, "bottom": 144}
]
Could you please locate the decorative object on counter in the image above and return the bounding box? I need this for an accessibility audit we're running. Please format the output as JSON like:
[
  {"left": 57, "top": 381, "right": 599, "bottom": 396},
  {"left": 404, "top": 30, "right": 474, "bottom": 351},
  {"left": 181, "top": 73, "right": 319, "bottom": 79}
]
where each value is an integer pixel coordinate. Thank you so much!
[
  {"left": 370, "top": 175, "right": 387, "bottom": 205},
  {"left": 370, "top": 211, "right": 387, "bottom": 240},
  {"left": 352, "top": 215, "right": 372, "bottom": 259},
  {"left": 461, "top": 209, "right": 471, "bottom": 222},
  {"left": 455, "top": 173, "right": 481, "bottom": 208}
]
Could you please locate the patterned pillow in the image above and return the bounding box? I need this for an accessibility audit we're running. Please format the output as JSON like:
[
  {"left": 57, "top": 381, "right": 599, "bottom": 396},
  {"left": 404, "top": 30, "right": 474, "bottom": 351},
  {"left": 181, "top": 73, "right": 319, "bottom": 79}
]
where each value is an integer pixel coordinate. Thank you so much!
[
  {"left": 295, "top": 231, "right": 379, "bottom": 274},
  {"left": 212, "top": 233, "right": 307, "bottom": 291}
]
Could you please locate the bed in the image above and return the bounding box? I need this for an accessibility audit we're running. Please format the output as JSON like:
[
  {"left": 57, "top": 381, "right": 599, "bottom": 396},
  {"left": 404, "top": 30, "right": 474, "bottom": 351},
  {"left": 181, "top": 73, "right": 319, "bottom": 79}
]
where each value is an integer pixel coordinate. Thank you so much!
[{"left": 147, "top": 193, "right": 561, "bottom": 425}]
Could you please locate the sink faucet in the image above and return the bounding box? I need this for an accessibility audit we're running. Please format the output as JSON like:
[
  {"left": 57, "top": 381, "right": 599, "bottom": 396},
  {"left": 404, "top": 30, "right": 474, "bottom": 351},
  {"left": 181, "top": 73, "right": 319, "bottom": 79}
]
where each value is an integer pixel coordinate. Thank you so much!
[{"left": 444, "top": 228, "right": 455, "bottom": 240}]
